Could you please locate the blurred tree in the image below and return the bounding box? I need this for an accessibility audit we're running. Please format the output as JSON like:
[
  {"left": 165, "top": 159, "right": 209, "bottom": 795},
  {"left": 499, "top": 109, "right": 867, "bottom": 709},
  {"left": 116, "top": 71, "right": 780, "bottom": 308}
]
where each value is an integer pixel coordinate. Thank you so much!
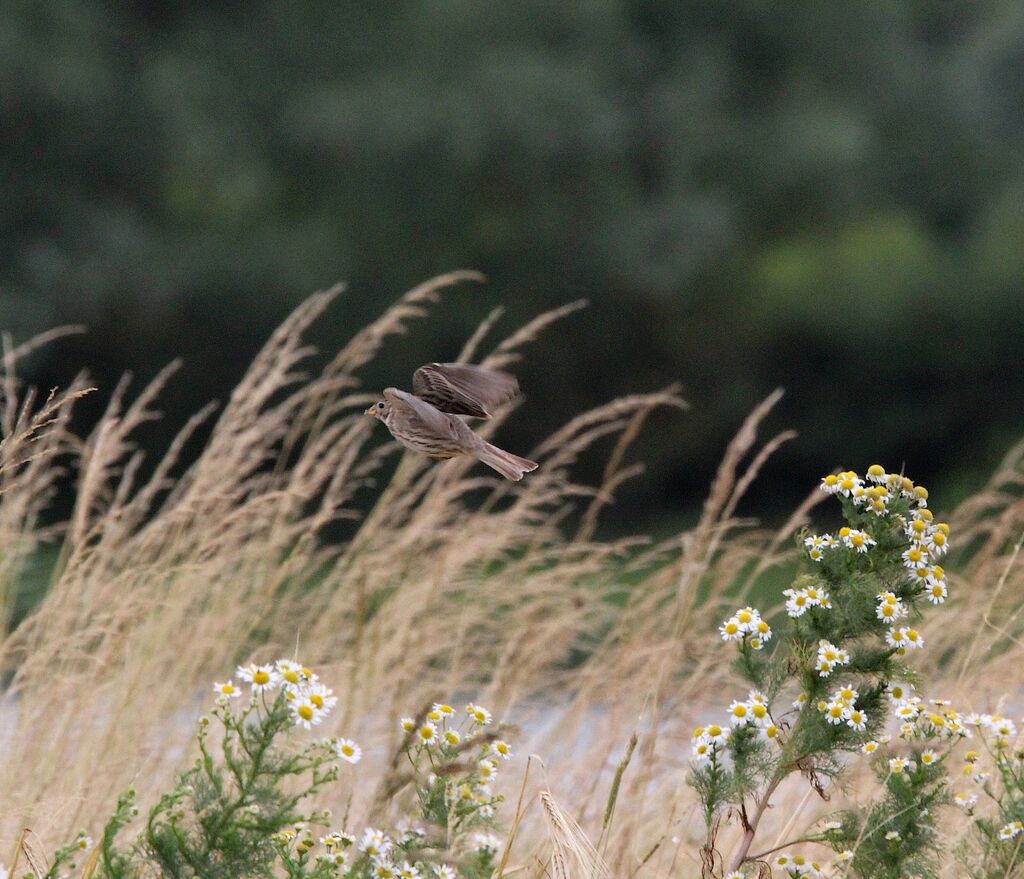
[{"left": 2, "top": 0, "right": 1024, "bottom": 524}]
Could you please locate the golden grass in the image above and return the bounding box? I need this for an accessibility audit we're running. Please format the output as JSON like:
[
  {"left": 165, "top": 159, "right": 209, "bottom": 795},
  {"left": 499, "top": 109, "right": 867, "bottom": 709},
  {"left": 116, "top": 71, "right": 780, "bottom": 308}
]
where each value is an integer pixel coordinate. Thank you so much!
[{"left": 1, "top": 276, "right": 1023, "bottom": 877}]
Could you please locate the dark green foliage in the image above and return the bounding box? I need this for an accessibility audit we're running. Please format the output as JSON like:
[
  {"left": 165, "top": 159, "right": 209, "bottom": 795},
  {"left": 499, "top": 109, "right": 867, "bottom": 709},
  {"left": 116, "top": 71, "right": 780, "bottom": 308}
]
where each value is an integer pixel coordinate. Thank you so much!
[
  {"left": 5, "top": 3, "right": 1024, "bottom": 525},
  {"left": 38, "top": 677, "right": 511, "bottom": 879},
  {"left": 956, "top": 733, "right": 1024, "bottom": 878},
  {"left": 838, "top": 757, "right": 947, "bottom": 879},
  {"left": 137, "top": 696, "right": 339, "bottom": 879}
]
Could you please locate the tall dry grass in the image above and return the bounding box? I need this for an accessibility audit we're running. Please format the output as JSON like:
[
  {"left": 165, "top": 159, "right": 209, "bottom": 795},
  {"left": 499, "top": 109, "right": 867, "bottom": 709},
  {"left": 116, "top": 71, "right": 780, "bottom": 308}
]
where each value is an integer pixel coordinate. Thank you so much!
[{"left": 1, "top": 275, "right": 1023, "bottom": 877}]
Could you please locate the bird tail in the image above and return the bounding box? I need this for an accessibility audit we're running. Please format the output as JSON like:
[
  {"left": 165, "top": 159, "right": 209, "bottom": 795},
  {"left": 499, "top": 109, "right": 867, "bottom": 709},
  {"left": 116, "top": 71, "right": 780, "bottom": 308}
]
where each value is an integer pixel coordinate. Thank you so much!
[{"left": 475, "top": 441, "right": 539, "bottom": 481}]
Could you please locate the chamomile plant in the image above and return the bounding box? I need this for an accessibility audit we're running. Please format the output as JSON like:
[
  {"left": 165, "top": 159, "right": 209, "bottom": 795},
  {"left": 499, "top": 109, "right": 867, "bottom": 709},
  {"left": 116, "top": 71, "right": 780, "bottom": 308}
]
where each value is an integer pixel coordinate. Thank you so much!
[
  {"left": 692, "top": 467, "right": 963, "bottom": 878},
  {"left": 38, "top": 664, "right": 511, "bottom": 879}
]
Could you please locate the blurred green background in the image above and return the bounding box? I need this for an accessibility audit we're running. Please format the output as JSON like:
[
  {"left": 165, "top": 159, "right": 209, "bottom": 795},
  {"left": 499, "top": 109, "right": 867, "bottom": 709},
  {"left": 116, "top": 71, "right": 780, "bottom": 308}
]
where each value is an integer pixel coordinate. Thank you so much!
[{"left": 3, "top": 1, "right": 1024, "bottom": 528}]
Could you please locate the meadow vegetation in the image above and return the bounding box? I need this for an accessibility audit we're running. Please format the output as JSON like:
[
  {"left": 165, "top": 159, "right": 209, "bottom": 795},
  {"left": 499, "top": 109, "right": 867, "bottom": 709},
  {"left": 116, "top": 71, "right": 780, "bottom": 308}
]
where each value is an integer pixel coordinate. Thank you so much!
[{"left": 2, "top": 275, "right": 1024, "bottom": 878}]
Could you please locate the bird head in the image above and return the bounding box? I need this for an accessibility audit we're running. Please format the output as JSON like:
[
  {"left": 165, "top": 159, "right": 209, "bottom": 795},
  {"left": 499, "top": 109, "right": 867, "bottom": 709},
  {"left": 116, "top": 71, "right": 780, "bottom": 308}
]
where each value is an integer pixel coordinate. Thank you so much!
[{"left": 365, "top": 398, "right": 390, "bottom": 420}]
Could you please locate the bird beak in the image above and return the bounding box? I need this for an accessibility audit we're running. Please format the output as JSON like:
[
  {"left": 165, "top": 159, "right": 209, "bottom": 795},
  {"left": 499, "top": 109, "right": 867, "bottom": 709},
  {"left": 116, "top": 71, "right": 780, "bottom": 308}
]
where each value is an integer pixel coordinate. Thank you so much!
[{"left": 364, "top": 404, "right": 378, "bottom": 417}]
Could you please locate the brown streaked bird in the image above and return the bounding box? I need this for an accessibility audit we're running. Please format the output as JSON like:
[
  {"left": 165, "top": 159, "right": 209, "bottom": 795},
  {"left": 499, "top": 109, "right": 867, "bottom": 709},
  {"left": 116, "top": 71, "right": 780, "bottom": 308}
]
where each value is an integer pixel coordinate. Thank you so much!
[{"left": 365, "top": 363, "right": 539, "bottom": 481}]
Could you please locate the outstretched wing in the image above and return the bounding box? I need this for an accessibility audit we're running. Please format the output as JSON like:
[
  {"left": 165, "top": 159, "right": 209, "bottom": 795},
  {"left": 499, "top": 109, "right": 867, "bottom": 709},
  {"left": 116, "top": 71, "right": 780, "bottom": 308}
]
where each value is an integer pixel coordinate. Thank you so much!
[
  {"left": 384, "top": 388, "right": 461, "bottom": 440},
  {"left": 412, "top": 362, "right": 519, "bottom": 418}
]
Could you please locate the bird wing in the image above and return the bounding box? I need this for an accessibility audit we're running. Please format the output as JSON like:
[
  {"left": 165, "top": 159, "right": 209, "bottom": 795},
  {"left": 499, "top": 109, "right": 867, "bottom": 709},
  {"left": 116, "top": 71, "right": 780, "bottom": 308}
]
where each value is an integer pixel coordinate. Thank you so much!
[
  {"left": 384, "top": 388, "right": 462, "bottom": 440},
  {"left": 412, "top": 362, "right": 519, "bottom": 418}
]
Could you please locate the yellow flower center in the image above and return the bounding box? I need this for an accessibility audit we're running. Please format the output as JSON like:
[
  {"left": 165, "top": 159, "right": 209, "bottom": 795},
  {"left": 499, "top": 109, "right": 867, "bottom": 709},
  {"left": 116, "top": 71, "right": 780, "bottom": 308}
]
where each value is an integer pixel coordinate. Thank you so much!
[
  {"left": 298, "top": 704, "right": 314, "bottom": 721},
  {"left": 254, "top": 670, "right": 270, "bottom": 685}
]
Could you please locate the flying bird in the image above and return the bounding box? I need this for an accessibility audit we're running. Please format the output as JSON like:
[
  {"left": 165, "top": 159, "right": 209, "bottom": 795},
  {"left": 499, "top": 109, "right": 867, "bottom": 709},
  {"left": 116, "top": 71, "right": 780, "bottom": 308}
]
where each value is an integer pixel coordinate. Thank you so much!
[{"left": 366, "top": 363, "right": 539, "bottom": 481}]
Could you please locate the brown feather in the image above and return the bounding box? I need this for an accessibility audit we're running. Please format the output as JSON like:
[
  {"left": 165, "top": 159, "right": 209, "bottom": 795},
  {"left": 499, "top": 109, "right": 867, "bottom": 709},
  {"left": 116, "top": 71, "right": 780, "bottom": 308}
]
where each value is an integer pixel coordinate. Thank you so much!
[
  {"left": 412, "top": 363, "right": 519, "bottom": 418},
  {"left": 382, "top": 388, "right": 468, "bottom": 458}
]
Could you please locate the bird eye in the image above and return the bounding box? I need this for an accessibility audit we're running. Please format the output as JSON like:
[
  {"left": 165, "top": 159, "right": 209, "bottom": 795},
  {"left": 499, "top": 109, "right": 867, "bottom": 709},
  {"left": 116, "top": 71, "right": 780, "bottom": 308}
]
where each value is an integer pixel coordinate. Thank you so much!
[{"left": 377, "top": 402, "right": 385, "bottom": 409}]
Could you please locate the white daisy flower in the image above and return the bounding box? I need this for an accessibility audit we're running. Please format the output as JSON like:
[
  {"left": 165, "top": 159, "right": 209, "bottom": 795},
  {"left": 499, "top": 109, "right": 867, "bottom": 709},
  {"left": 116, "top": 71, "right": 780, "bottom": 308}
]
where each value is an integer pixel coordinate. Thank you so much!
[
  {"left": 888, "top": 757, "right": 914, "bottom": 774},
  {"left": 704, "top": 724, "right": 729, "bottom": 745},
  {"left": 824, "top": 701, "right": 850, "bottom": 725},
  {"left": 359, "top": 828, "right": 391, "bottom": 857},
  {"left": 691, "top": 738, "right": 714, "bottom": 765},
  {"left": 998, "top": 821, "right": 1023, "bottom": 841},
  {"left": 820, "top": 474, "right": 842, "bottom": 494},
  {"left": 886, "top": 680, "right": 915, "bottom": 705},
  {"left": 719, "top": 617, "right": 744, "bottom": 641},
  {"left": 785, "top": 590, "right": 811, "bottom": 618},
  {"left": 213, "top": 681, "right": 241, "bottom": 699},
  {"left": 466, "top": 703, "right": 492, "bottom": 725},
  {"left": 953, "top": 791, "right": 978, "bottom": 809},
  {"left": 236, "top": 663, "right": 279, "bottom": 694},
  {"left": 866, "top": 464, "right": 887, "bottom": 484},
  {"left": 846, "top": 709, "right": 867, "bottom": 731},
  {"left": 290, "top": 695, "right": 326, "bottom": 729},
  {"left": 728, "top": 700, "right": 754, "bottom": 725},
  {"left": 276, "top": 658, "right": 315, "bottom": 691},
  {"left": 305, "top": 681, "right": 338, "bottom": 714},
  {"left": 336, "top": 738, "right": 362, "bottom": 764}
]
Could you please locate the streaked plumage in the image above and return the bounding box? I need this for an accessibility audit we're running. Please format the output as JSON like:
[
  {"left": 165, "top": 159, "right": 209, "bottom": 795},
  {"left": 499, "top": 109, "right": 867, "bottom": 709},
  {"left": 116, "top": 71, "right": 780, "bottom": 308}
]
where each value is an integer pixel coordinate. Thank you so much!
[{"left": 366, "top": 363, "right": 538, "bottom": 481}]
